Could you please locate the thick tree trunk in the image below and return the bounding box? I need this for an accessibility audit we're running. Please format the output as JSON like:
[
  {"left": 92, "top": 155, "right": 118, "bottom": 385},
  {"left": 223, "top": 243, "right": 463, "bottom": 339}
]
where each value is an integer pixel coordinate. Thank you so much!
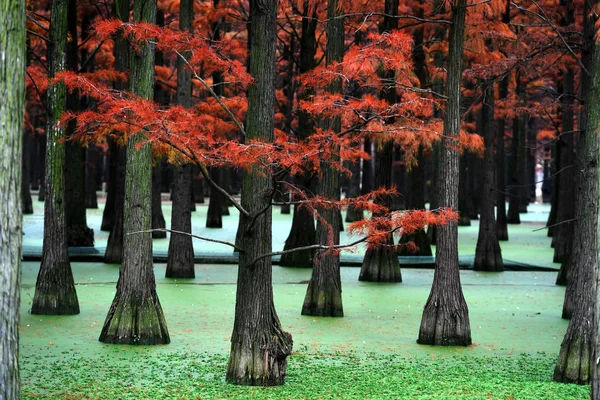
[
  {"left": 0, "top": 1, "right": 25, "bottom": 395},
  {"left": 22, "top": 128, "right": 33, "bottom": 214},
  {"left": 151, "top": 161, "right": 167, "bottom": 239},
  {"left": 64, "top": 0, "right": 93, "bottom": 247},
  {"left": 556, "top": 1, "right": 596, "bottom": 383},
  {"left": 418, "top": 0, "right": 471, "bottom": 347},
  {"left": 32, "top": 0, "right": 80, "bottom": 315},
  {"left": 227, "top": 0, "right": 292, "bottom": 385},
  {"left": 553, "top": 69, "right": 576, "bottom": 265},
  {"left": 166, "top": 0, "right": 195, "bottom": 279},
  {"left": 99, "top": 0, "right": 169, "bottom": 345},
  {"left": 302, "top": 0, "right": 345, "bottom": 314},
  {"left": 474, "top": 82, "right": 503, "bottom": 271}
]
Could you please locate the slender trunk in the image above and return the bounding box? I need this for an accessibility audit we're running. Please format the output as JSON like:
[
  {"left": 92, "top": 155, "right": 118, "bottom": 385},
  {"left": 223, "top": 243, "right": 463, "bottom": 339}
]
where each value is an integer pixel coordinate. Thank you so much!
[
  {"left": 457, "top": 155, "right": 471, "bottom": 226},
  {"left": 418, "top": 0, "right": 471, "bottom": 346},
  {"left": 32, "top": 0, "right": 80, "bottom": 315},
  {"left": 206, "top": 168, "right": 224, "bottom": 227},
  {"left": 85, "top": 145, "right": 99, "bottom": 208},
  {"left": 345, "top": 158, "right": 364, "bottom": 222},
  {"left": 151, "top": 161, "right": 167, "bottom": 238},
  {"left": 507, "top": 73, "right": 524, "bottom": 224},
  {"left": 474, "top": 81, "right": 503, "bottom": 271},
  {"left": 0, "top": 0, "right": 25, "bottom": 395},
  {"left": 22, "top": 128, "right": 33, "bottom": 214},
  {"left": 99, "top": 0, "right": 169, "bottom": 345},
  {"left": 104, "top": 145, "right": 126, "bottom": 264},
  {"left": 37, "top": 135, "right": 45, "bottom": 202},
  {"left": 496, "top": 59, "right": 509, "bottom": 240},
  {"left": 226, "top": 0, "right": 292, "bottom": 385}
]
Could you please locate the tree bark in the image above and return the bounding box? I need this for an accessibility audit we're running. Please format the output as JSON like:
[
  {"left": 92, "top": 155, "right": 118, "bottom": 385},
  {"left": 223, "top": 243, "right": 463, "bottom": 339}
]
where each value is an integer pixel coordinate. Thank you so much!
[
  {"left": 418, "top": 0, "right": 471, "bottom": 346},
  {"left": 206, "top": 168, "right": 224, "bottom": 228},
  {"left": 85, "top": 145, "right": 99, "bottom": 209},
  {"left": 32, "top": 0, "right": 80, "bottom": 315},
  {"left": 99, "top": 0, "right": 169, "bottom": 345},
  {"left": 226, "top": 0, "right": 292, "bottom": 385},
  {"left": 474, "top": 82, "right": 503, "bottom": 271},
  {"left": 507, "top": 73, "right": 524, "bottom": 224},
  {"left": 496, "top": 63, "right": 509, "bottom": 240},
  {"left": 556, "top": 0, "right": 597, "bottom": 384},
  {"left": 166, "top": 0, "right": 195, "bottom": 279},
  {"left": 151, "top": 161, "right": 167, "bottom": 238},
  {"left": 0, "top": 0, "right": 25, "bottom": 395},
  {"left": 22, "top": 128, "right": 33, "bottom": 214}
]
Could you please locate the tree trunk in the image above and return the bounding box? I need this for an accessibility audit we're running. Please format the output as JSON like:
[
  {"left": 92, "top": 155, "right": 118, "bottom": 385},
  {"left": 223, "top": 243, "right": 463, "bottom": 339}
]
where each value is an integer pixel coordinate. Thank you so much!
[
  {"left": 64, "top": 0, "right": 94, "bottom": 247},
  {"left": 32, "top": 0, "right": 80, "bottom": 315},
  {"left": 22, "top": 128, "right": 33, "bottom": 214},
  {"left": 99, "top": 0, "right": 169, "bottom": 345},
  {"left": 166, "top": 0, "right": 195, "bottom": 278},
  {"left": 361, "top": 137, "right": 374, "bottom": 195},
  {"left": 85, "top": 145, "right": 99, "bottom": 208},
  {"left": 507, "top": 74, "right": 524, "bottom": 224},
  {"left": 226, "top": 0, "right": 292, "bottom": 385},
  {"left": 151, "top": 161, "right": 167, "bottom": 239},
  {"left": 457, "top": 155, "right": 471, "bottom": 226},
  {"left": 418, "top": 0, "right": 471, "bottom": 347},
  {"left": 104, "top": 145, "right": 125, "bottom": 264},
  {"left": 206, "top": 168, "right": 224, "bottom": 228},
  {"left": 555, "top": 1, "right": 596, "bottom": 384},
  {"left": 37, "top": 135, "right": 45, "bottom": 202},
  {"left": 474, "top": 82, "right": 503, "bottom": 271},
  {"left": 0, "top": 0, "right": 25, "bottom": 395},
  {"left": 496, "top": 69, "right": 509, "bottom": 240},
  {"left": 345, "top": 159, "right": 364, "bottom": 222},
  {"left": 101, "top": 139, "right": 118, "bottom": 231}
]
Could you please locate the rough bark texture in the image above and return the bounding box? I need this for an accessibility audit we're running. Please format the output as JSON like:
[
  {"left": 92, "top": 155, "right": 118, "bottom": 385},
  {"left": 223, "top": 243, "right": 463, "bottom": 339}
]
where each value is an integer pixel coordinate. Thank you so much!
[
  {"left": 226, "top": 0, "right": 292, "bottom": 385},
  {"left": 0, "top": 0, "right": 25, "bottom": 396},
  {"left": 474, "top": 82, "right": 503, "bottom": 271},
  {"left": 556, "top": 2, "right": 597, "bottom": 383},
  {"left": 418, "top": 0, "right": 471, "bottom": 347},
  {"left": 32, "top": 0, "right": 80, "bottom": 315},
  {"left": 301, "top": 0, "right": 345, "bottom": 316},
  {"left": 166, "top": 0, "right": 195, "bottom": 279},
  {"left": 99, "top": 0, "right": 170, "bottom": 345},
  {"left": 280, "top": 5, "right": 318, "bottom": 268}
]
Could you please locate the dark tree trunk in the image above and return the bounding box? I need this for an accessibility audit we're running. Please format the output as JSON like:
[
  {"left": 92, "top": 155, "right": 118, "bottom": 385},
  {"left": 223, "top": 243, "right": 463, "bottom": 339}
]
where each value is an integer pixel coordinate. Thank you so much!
[
  {"left": 0, "top": 0, "right": 25, "bottom": 395},
  {"left": 85, "top": 145, "right": 100, "bottom": 209},
  {"left": 22, "top": 128, "right": 33, "bottom": 214},
  {"left": 192, "top": 169, "right": 204, "bottom": 204},
  {"left": 555, "top": 1, "right": 596, "bottom": 382},
  {"left": 99, "top": 0, "right": 169, "bottom": 345},
  {"left": 37, "top": 135, "right": 45, "bottom": 202},
  {"left": 226, "top": 0, "right": 292, "bottom": 385},
  {"left": 553, "top": 68, "right": 576, "bottom": 265},
  {"left": 104, "top": 145, "right": 125, "bottom": 264},
  {"left": 474, "top": 82, "right": 503, "bottom": 271},
  {"left": 457, "top": 155, "right": 471, "bottom": 226},
  {"left": 166, "top": 0, "right": 195, "bottom": 279},
  {"left": 101, "top": 139, "right": 118, "bottom": 231},
  {"left": 32, "top": 0, "right": 80, "bottom": 315},
  {"left": 345, "top": 158, "right": 364, "bottom": 222},
  {"left": 361, "top": 137, "right": 374, "bottom": 195},
  {"left": 547, "top": 141, "right": 559, "bottom": 237},
  {"left": 280, "top": 4, "right": 317, "bottom": 267},
  {"left": 151, "top": 162, "right": 167, "bottom": 238},
  {"left": 206, "top": 168, "right": 224, "bottom": 228},
  {"left": 507, "top": 75, "right": 524, "bottom": 224},
  {"left": 495, "top": 53, "right": 509, "bottom": 240},
  {"left": 64, "top": 0, "right": 94, "bottom": 247},
  {"left": 418, "top": 0, "right": 471, "bottom": 347},
  {"left": 302, "top": 0, "right": 345, "bottom": 315}
]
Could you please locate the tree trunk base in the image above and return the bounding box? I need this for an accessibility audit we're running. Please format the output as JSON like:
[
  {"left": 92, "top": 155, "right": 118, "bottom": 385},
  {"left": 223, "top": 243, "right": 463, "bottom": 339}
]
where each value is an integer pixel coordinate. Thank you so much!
[
  {"left": 67, "top": 225, "right": 94, "bottom": 247},
  {"left": 417, "top": 300, "right": 471, "bottom": 346},
  {"left": 99, "top": 293, "right": 170, "bottom": 345},
  {"left": 226, "top": 331, "right": 293, "bottom": 386},
  {"left": 474, "top": 240, "right": 503, "bottom": 272},
  {"left": 398, "top": 229, "right": 432, "bottom": 256},
  {"left": 555, "top": 261, "right": 568, "bottom": 286},
  {"left": 32, "top": 261, "right": 80, "bottom": 315},
  {"left": 359, "top": 245, "right": 402, "bottom": 282},
  {"left": 496, "top": 223, "right": 508, "bottom": 241},
  {"left": 427, "top": 225, "right": 437, "bottom": 246},
  {"left": 302, "top": 285, "right": 343, "bottom": 317},
  {"left": 553, "top": 243, "right": 570, "bottom": 264},
  {"left": 554, "top": 330, "right": 591, "bottom": 384}
]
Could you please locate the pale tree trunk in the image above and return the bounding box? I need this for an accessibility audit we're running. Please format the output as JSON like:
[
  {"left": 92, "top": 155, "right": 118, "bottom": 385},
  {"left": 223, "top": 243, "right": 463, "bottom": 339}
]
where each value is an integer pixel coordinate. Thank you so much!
[
  {"left": 99, "top": 0, "right": 169, "bottom": 345},
  {"left": 226, "top": 0, "right": 292, "bottom": 385},
  {"left": 0, "top": 0, "right": 25, "bottom": 396},
  {"left": 418, "top": 0, "right": 471, "bottom": 346},
  {"left": 166, "top": 0, "right": 195, "bottom": 279},
  {"left": 32, "top": 0, "right": 80, "bottom": 315}
]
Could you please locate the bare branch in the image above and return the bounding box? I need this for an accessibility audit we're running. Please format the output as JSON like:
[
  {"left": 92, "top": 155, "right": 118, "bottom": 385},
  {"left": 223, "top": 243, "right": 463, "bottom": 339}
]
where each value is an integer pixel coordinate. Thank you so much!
[{"left": 127, "top": 228, "right": 244, "bottom": 252}]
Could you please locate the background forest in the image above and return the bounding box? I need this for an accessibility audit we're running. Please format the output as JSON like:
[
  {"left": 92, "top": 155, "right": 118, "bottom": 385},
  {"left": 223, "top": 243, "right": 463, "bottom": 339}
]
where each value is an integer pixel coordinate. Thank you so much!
[{"left": 2, "top": 0, "right": 600, "bottom": 398}]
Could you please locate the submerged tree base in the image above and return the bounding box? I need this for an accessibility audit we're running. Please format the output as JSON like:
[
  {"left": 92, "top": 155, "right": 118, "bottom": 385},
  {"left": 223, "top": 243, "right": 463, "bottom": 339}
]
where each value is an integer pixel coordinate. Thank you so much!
[
  {"left": 67, "top": 225, "right": 94, "bottom": 247},
  {"left": 474, "top": 240, "right": 503, "bottom": 272},
  {"left": 32, "top": 261, "right": 80, "bottom": 315},
  {"left": 398, "top": 229, "right": 432, "bottom": 256},
  {"left": 359, "top": 245, "right": 402, "bottom": 282},
  {"left": 99, "top": 293, "right": 170, "bottom": 345},
  {"left": 226, "top": 331, "right": 293, "bottom": 386},
  {"left": 418, "top": 300, "right": 471, "bottom": 346},
  {"left": 302, "top": 285, "right": 343, "bottom": 317},
  {"left": 554, "top": 330, "right": 591, "bottom": 384}
]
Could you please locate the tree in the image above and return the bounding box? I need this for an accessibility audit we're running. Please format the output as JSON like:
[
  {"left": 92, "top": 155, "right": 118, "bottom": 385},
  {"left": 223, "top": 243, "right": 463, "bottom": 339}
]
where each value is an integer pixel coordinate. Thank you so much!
[
  {"left": 0, "top": 0, "right": 25, "bottom": 396},
  {"left": 226, "top": 0, "right": 292, "bottom": 385},
  {"left": 301, "top": 0, "right": 345, "bottom": 316},
  {"left": 166, "top": 0, "right": 195, "bottom": 279},
  {"left": 418, "top": 0, "right": 471, "bottom": 346},
  {"left": 99, "top": 0, "right": 170, "bottom": 345},
  {"left": 32, "top": 0, "right": 80, "bottom": 315}
]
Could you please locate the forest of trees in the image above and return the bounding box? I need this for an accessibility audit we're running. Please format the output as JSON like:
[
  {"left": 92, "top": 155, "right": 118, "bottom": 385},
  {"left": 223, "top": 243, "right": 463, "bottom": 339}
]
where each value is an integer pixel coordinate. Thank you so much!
[{"left": 3, "top": 0, "right": 600, "bottom": 397}]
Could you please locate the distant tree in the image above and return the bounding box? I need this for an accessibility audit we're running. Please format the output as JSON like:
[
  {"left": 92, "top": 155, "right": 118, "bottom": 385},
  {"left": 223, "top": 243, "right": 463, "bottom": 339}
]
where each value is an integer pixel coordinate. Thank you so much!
[
  {"left": 418, "top": 0, "right": 472, "bottom": 346},
  {"left": 0, "top": 0, "right": 26, "bottom": 396},
  {"left": 32, "top": 0, "right": 80, "bottom": 315}
]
